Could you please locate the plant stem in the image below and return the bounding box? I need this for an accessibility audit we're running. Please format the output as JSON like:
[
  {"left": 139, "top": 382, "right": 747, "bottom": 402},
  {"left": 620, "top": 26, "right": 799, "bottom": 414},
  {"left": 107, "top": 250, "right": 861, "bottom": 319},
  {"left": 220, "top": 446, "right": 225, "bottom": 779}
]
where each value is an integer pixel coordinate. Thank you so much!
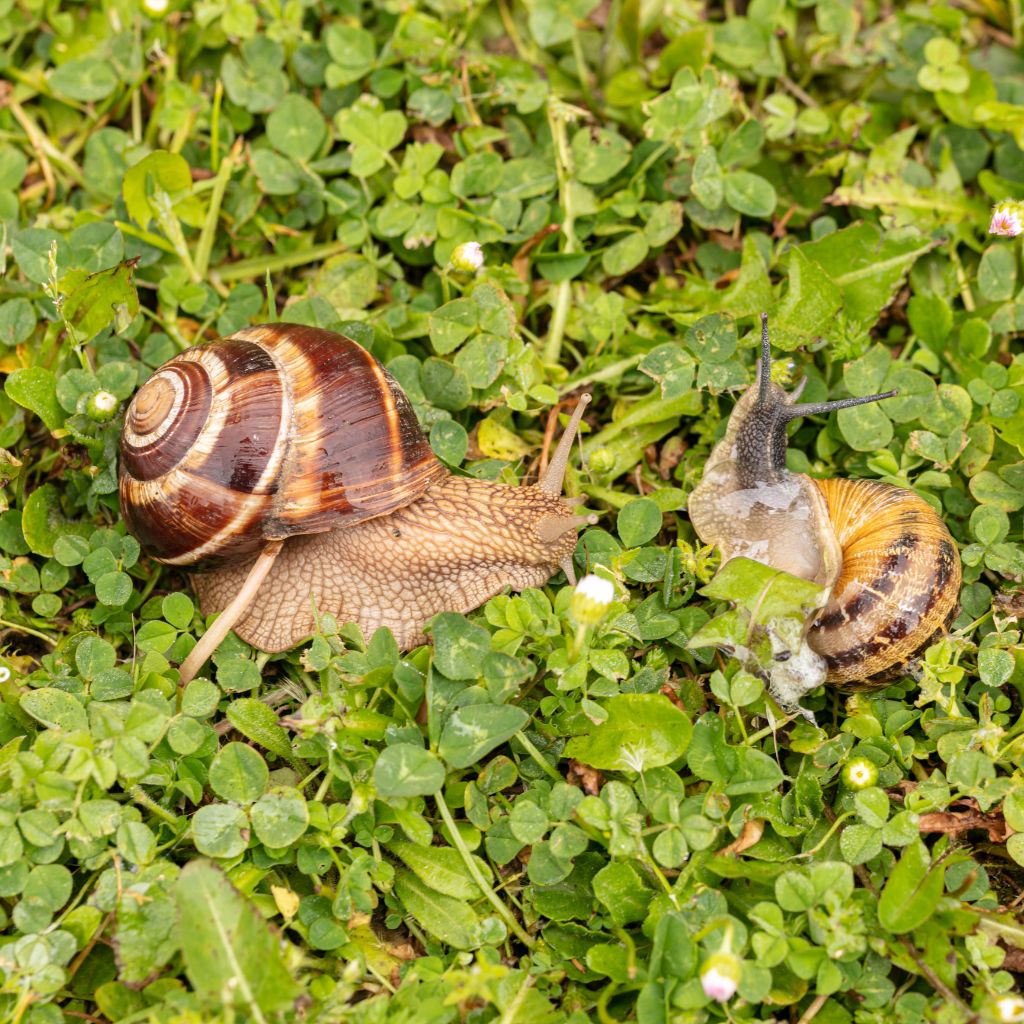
[
  {"left": 544, "top": 99, "right": 579, "bottom": 366},
  {"left": 129, "top": 785, "right": 180, "bottom": 825},
  {"left": 795, "top": 811, "right": 852, "bottom": 858},
  {"left": 194, "top": 138, "right": 241, "bottom": 280},
  {"left": 515, "top": 729, "right": 561, "bottom": 781},
  {"left": 0, "top": 619, "right": 56, "bottom": 645},
  {"left": 434, "top": 790, "right": 535, "bottom": 947},
  {"left": 211, "top": 240, "right": 349, "bottom": 284}
]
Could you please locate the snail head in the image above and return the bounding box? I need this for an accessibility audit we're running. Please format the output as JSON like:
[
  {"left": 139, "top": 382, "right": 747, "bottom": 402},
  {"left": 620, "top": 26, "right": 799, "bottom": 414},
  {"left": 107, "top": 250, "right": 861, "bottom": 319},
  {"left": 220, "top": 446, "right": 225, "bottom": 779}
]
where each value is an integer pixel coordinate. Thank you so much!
[{"left": 731, "top": 313, "right": 898, "bottom": 487}]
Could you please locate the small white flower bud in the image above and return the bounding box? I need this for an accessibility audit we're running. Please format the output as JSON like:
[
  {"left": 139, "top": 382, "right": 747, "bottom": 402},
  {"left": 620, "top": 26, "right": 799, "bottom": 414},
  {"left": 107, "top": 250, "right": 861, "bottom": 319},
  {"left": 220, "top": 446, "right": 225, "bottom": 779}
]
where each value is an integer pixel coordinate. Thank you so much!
[
  {"left": 989, "top": 200, "right": 1024, "bottom": 238},
  {"left": 841, "top": 757, "right": 878, "bottom": 790},
  {"left": 449, "top": 241, "right": 484, "bottom": 273},
  {"left": 570, "top": 574, "right": 615, "bottom": 627},
  {"left": 700, "top": 951, "right": 741, "bottom": 1002},
  {"left": 142, "top": 0, "right": 170, "bottom": 14},
  {"left": 996, "top": 995, "right": 1024, "bottom": 1023},
  {"left": 86, "top": 390, "right": 119, "bottom": 423}
]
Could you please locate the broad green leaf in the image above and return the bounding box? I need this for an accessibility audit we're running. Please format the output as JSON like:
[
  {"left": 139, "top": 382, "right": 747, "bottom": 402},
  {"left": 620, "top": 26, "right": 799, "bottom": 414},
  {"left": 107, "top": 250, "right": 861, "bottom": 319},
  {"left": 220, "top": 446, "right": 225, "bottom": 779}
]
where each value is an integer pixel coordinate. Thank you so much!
[
  {"left": 878, "top": 840, "right": 946, "bottom": 933},
  {"left": 394, "top": 868, "right": 480, "bottom": 949},
  {"left": 21, "top": 688, "right": 87, "bottom": 732},
  {"left": 225, "top": 699, "right": 293, "bottom": 760},
  {"left": 176, "top": 860, "right": 301, "bottom": 1011},
  {"left": 374, "top": 743, "right": 445, "bottom": 797},
  {"left": 564, "top": 694, "right": 691, "bottom": 771},
  {"left": 437, "top": 704, "right": 529, "bottom": 769},
  {"left": 5, "top": 368, "right": 64, "bottom": 432},
  {"left": 389, "top": 840, "right": 488, "bottom": 899},
  {"left": 122, "top": 150, "right": 192, "bottom": 229}
]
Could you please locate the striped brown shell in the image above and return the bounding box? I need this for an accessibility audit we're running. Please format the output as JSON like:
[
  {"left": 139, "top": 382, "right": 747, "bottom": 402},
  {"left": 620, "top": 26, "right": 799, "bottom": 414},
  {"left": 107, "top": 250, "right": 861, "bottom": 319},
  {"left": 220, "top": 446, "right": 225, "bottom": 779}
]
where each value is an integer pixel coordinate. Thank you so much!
[
  {"left": 808, "top": 478, "right": 961, "bottom": 686},
  {"left": 119, "top": 324, "right": 446, "bottom": 566}
]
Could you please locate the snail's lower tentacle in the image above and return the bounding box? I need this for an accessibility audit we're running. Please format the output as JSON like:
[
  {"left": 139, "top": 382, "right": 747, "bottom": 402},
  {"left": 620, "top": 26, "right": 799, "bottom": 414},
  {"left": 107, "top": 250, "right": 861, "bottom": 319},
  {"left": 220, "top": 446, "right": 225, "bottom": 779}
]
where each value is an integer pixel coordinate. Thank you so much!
[{"left": 178, "top": 540, "right": 284, "bottom": 685}]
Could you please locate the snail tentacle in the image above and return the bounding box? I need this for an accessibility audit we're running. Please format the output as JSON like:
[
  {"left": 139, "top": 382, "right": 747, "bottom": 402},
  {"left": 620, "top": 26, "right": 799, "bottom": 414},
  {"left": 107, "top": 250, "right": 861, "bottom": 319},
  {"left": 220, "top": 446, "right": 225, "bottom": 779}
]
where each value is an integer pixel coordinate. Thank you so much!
[{"left": 178, "top": 540, "right": 284, "bottom": 685}]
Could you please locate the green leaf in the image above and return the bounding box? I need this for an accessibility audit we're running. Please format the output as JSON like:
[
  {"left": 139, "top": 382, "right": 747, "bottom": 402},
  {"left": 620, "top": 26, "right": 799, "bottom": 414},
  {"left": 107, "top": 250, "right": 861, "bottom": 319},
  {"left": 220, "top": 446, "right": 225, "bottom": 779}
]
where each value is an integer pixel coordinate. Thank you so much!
[
  {"left": 209, "top": 743, "right": 269, "bottom": 805},
  {"left": 563, "top": 695, "right": 691, "bottom": 771},
  {"left": 21, "top": 688, "right": 87, "bottom": 732},
  {"left": 878, "top": 840, "right": 946, "bottom": 933},
  {"left": 374, "top": 743, "right": 445, "bottom": 797},
  {"left": 115, "top": 865, "right": 179, "bottom": 983},
  {"left": 250, "top": 788, "right": 309, "bottom": 847},
  {"left": 324, "top": 24, "right": 377, "bottom": 86},
  {"left": 617, "top": 498, "right": 663, "bottom": 548},
  {"left": 394, "top": 868, "right": 480, "bottom": 949},
  {"left": 5, "top": 368, "right": 64, "bottom": 432},
  {"left": 389, "top": 840, "right": 488, "bottom": 899},
  {"left": 592, "top": 862, "right": 650, "bottom": 926},
  {"left": 191, "top": 805, "right": 250, "bottom": 859},
  {"left": 176, "top": 860, "right": 301, "bottom": 1011},
  {"left": 438, "top": 704, "right": 530, "bottom": 769},
  {"left": 430, "top": 613, "right": 492, "bottom": 680},
  {"left": 335, "top": 99, "right": 407, "bottom": 177},
  {"left": 225, "top": 699, "right": 293, "bottom": 760},
  {"left": 50, "top": 57, "right": 119, "bottom": 101},
  {"left": 266, "top": 94, "right": 326, "bottom": 162},
  {"left": 602, "top": 232, "right": 649, "bottom": 276},
  {"left": 122, "top": 151, "right": 192, "bottom": 229},
  {"left": 723, "top": 171, "right": 777, "bottom": 217},
  {"left": 60, "top": 261, "right": 139, "bottom": 340}
]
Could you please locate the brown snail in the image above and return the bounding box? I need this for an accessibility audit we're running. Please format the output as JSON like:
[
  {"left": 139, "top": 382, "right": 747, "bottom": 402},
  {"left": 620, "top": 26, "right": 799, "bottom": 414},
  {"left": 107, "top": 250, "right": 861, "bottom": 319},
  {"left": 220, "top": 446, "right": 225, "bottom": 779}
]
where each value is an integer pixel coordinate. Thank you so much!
[
  {"left": 688, "top": 314, "right": 961, "bottom": 690},
  {"left": 119, "top": 324, "right": 595, "bottom": 684}
]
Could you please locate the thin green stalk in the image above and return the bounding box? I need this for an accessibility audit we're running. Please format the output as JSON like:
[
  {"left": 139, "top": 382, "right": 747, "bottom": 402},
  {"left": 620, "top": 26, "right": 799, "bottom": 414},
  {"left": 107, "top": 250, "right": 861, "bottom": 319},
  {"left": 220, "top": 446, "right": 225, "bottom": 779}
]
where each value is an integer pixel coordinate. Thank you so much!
[
  {"left": 558, "top": 353, "right": 644, "bottom": 395},
  {"left": 114, "top": 220, "right": 179, "bottom": 257},
  {"left": 193, "top": 139, "right": 240, "bottom": 280},
  {"left": 129, "top": 785, "right": 181, "bottom": 826},
  {"left": 795, "top": 811, "right": 852, "bottom": 859},
  {"left": 210, "top": 79, "right": 224, "bottom": 172},
  {"left": 570, "top": 31, "right": 595, "bottom": 108},
  {"left": 0, "top": 619, "right": 56, "bottom": 645},
  {"left": 434, "top": 790, "right": 535, "bottom": 947},
  {"left": 544, "top": 99, "right": 579, "bottom": 365},
  {"left": 515, "top": 729, "right": 561, "bottom": 781},
  {"left": 152, "top": 188, "right": 202, "bottom": 283},
  {"left": 743, "top": 714, "right": 798, "bottom": 745},
  {"left": 211, "top": 240, "right": 349, "bottom": 284}
]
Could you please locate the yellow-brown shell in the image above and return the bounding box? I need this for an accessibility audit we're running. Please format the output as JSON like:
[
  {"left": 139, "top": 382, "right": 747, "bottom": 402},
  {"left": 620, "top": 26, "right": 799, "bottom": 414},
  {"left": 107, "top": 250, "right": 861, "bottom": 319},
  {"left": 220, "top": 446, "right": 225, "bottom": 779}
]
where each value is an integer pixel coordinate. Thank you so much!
[
  {"left": 808, "top": 478, "right": 961, "bottom": 686},
  {"left": 119, "top": 324, "right": 446, "bottom": 566}
]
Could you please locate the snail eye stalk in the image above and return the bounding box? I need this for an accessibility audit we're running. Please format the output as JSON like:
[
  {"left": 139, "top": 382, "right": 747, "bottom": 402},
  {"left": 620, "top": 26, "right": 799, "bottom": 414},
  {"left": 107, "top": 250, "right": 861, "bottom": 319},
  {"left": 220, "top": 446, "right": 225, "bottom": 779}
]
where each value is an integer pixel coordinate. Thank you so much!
[{"left": 757, "top": 312, "right": 771, "bottom": 407}]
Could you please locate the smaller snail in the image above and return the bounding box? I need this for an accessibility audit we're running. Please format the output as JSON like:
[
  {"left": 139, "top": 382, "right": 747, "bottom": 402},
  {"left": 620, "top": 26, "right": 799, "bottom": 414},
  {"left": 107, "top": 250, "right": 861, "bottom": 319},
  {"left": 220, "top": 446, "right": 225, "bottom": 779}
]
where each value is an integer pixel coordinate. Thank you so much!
[
  {"left": 689, "top": 314, "right": 961, "bottom": 690},
  {"left": 119, "top": 325, "right": 595, "bottom": 684}
]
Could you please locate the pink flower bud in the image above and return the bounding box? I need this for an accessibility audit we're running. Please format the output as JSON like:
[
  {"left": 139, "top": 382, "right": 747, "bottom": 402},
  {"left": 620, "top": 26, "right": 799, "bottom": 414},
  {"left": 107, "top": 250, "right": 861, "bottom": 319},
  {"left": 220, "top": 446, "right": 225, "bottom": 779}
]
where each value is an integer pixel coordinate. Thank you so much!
[
  {"left": 989, "top": 201, "right": 1024, "bottom": 238},
  {"left": 700, "top": 951, "right": 741, "bottom": 1002}
]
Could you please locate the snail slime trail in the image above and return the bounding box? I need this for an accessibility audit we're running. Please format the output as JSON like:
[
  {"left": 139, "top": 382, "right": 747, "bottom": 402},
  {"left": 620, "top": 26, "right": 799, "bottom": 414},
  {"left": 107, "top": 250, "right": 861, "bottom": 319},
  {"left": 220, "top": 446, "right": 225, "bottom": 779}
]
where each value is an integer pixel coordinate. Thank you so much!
[
  {"left": 689, "top": 314, "right": 961, "bottom": 707},
  {"left": 119, "top": 325, "right": 596, "bottom": 684}
]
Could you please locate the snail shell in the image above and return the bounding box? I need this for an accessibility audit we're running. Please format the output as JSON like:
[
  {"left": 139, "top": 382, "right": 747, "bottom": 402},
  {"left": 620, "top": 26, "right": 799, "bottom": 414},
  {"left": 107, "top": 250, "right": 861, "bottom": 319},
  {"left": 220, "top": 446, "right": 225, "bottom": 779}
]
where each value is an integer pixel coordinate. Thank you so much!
[
  {"left": 810, "top": 478, "right": 960, "bottom": 685},
  {"left": 689, "top": 315, "right": 961, "bottom": 688},
  {"left": 119, "top": 324, "right": 447, "bottom": 565}
]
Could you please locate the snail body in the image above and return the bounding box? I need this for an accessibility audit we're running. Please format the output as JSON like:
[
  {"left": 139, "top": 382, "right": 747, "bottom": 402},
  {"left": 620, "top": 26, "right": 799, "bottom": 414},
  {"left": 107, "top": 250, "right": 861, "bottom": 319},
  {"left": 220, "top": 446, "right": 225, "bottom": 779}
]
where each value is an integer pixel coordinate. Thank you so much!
[
  {"left": 689, "top": 315, "right": 961, "bottom": 689},
  {"left": 120, "top": 325, "right": 593, "bottom": 682}
]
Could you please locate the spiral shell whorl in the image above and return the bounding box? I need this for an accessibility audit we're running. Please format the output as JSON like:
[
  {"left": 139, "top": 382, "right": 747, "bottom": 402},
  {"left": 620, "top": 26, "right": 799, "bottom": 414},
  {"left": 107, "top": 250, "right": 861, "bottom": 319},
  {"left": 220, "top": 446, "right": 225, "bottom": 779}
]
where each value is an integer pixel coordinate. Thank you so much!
[
  {"left": 808, "top": 478, "right": 961, "bottom": 685},
  {"left": 119, "top": 325, "right": 445, "bottom": 566}
]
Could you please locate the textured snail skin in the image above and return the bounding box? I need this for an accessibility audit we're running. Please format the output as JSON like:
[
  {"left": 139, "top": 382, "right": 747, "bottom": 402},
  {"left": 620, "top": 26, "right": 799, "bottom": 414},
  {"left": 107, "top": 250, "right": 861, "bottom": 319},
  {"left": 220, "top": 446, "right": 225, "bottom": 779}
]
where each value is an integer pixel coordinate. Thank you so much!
[
  {"left": 809, "top": 478, "right": 961, "bottom": 686},
  {"left": 689, "top": 319, "right": 961, "bottom": 690},
  {"left": 193, "top": 476, "right": 579, "bottom": 651}
]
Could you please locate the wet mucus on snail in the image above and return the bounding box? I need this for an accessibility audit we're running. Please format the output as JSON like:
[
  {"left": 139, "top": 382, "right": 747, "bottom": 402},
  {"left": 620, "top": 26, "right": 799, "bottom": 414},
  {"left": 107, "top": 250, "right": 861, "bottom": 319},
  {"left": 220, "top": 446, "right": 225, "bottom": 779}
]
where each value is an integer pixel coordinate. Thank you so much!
[
  {"left": 119, "top": 324, "right": 596, "bottom": 684},
  {"left": 688, "top": 314, "right": 962, "bottom": 694}
]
